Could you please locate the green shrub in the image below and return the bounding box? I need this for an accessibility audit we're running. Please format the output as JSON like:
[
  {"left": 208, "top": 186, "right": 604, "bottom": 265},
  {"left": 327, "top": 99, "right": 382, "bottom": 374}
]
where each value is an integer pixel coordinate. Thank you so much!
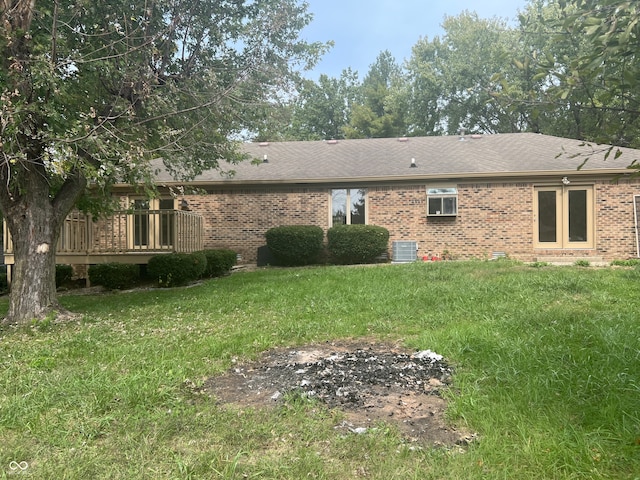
[
  {"left": 89, "top": 263, "right": 140, "bottom": 290},
  {"left": 530, "top": 261, "right": 550, "bottom": 268},
  {"left": 265, "top": 225, "right": 324, "bottom": 266},
  {"left": 55, "top": 264, "right": 73, "bottom": 287},
  {"left": 327, "top": 225, "right": 389, "bottom": 264},
  {"left": 574, "top": 259, "right": 591, "bottom": 267},
  {"left": 0, "top": 273, "right": 8, "bottom": 295},
  {"left": 147, "top": 252, "right": 207, "bottom": 287},
  {"left": 610, "top": 258, "right": 640, "bottom": 267},
  {"left": 199, "top": 249, "right": 237, "bottom": 277}
]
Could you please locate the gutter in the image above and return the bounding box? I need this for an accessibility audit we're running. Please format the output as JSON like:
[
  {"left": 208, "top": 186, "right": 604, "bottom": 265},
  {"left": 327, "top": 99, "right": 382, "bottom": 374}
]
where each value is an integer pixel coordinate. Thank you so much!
[{"left": 115, "top": 168, "right": 633, "bottom": 189}]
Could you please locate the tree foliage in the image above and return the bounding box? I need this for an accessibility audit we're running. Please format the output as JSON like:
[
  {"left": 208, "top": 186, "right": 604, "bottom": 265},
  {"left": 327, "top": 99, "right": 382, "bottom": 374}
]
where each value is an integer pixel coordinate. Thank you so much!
[
  {"left": 343, "top": 51, "right": 407, "bottom": 138},
  {"left": 402, "top": 12, "right": 522, "bottom": 135},
  {"left": 493, "top": 0, "right": 640, "bottom": 148},
  {"left": 282, "top": 12, "right": 525, "bottom": 140},
  {"left": 555, "top": 0, "right": 640, "bottom": 147},
  {"left": 288, "top": 69, "right": 360, "bottom": 140},
  {"left": 282, "top": 1, "right": 638, "bottom": 150},
  {"left": 0, "top": 0, "right": 326, "bottom": 324}
]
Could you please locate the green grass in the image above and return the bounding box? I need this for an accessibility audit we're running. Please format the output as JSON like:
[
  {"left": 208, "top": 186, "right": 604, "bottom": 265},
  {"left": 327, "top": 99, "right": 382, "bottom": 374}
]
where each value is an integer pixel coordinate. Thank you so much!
[{"left": 0, "top": 260, "right": 639, "bottom": 479}]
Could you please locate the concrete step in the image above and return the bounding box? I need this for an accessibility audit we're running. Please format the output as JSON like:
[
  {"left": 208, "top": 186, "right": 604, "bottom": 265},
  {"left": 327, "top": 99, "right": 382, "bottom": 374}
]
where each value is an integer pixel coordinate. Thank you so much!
[{"left": 534, "top": 256, "right": 607, "bottom": 266}]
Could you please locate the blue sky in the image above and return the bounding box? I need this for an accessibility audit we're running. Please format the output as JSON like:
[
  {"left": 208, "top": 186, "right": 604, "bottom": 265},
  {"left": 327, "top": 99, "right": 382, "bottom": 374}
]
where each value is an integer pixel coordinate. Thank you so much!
[{"left": 301, "top": 0, "right": 529, "bottom": 79}]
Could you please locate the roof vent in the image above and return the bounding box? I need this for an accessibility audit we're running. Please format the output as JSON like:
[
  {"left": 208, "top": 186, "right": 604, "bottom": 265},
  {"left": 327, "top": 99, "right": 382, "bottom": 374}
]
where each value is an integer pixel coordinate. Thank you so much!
[
  {"left": 458, "top": 127, "right": 467, "bottom": 141},
  {"left": 410, "top": 158, "right": 417, "bottom": 168},
  {"left": 262, "top": 154, "right": 268, "bottom": 163},
  {"left": 326, "top": 139, "right": 339, "bottom": 145},
  {"left": 397, "top": 137, "right": 409, "bottom": 142},
  {"left": 258, "top": 142, "right": 269, "bottom": 147}
]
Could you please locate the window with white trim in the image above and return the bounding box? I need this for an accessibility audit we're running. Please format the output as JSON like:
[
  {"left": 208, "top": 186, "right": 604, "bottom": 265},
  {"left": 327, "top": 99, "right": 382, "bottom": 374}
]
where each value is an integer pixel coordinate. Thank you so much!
[
  {"left": 427, "top": 187, "right": 458, "bottom": 216},
  {"left": 331, "top": 189, "right": 366, "bottom": 226}
]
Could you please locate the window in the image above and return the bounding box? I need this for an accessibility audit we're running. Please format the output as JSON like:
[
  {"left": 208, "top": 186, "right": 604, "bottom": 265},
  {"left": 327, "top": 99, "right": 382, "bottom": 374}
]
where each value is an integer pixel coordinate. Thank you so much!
[
  {"left": 427, "top": 187, "right": 458, "bottom": 216},
  {"left": 534, "top": 186, "right": 594, "bottom": 248},
  {"left": 331, "top": 189, "right": 366, "bottom": 226}
]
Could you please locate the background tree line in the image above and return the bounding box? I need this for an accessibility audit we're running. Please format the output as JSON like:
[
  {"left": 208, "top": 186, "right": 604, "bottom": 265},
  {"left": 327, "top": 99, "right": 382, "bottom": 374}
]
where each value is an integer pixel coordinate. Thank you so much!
[{"left": 258, "top": 0, "right": 640, "bottom": 150}]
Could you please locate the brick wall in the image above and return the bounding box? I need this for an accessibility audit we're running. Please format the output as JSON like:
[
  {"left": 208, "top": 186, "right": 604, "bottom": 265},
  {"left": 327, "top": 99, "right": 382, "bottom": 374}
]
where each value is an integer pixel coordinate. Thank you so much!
[
  {"left": 185, "top": 187, "right": 329, "bottom": 262},
  {"left": 186, "top": 179, "right": 640, "bottom": 263},
  {"left": 594, "top": 179, "right": 640, "bottom": 259},
  {"left": 367, "top": 183, "right": 534, "bottom": 260}
]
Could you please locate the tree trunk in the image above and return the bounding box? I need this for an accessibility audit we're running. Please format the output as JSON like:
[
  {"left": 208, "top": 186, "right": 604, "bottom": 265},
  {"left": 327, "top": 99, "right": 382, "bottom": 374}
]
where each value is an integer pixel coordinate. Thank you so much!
[
  {"left": 0, "top": 161, "right": 85, "bottom": 325},
  {"left": 0, "top": 0, "right": 88, "bottom": 325},
  {"left": 3, "top": 201, "right": 64, "bottom": 325}
]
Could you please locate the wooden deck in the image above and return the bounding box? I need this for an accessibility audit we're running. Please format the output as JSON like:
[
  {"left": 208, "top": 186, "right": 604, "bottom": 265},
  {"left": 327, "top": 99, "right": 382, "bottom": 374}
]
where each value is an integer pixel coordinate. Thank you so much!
[{"left": 3, "top": 209, "right": 204, "bottom": 267}]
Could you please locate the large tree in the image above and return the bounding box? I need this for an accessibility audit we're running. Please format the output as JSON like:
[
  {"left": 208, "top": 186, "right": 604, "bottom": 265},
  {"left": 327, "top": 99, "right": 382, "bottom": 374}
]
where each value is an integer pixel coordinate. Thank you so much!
[
  {"left": 554, "top": 0, "right": 640, "bottom": 147},
  {"left": 402, "top": 36, "right": 445, "bottom": 136},
  {"left": 0, "top": 0, "right": 325, "bottom": 324},
  {"left": 287, "top": 68, "right": 360, "bottom": 140},
  {"left": 343, "top": 51, "right": 407, "bottom": 139},
  {"left": 493, "top": 0, "right": 640, "bottom": 149},
  {"left": 404, "top": 12, "right": 522, "bottom": 135}
]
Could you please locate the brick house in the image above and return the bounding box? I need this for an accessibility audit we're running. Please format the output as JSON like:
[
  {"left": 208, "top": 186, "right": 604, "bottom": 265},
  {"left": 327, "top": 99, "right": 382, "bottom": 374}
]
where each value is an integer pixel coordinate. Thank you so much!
[
  {"left": 151, "top": 133, "right": 640, "bottom": 264},
  {"left": 4, "top": 132, "right": 640, "bottom": 277}
]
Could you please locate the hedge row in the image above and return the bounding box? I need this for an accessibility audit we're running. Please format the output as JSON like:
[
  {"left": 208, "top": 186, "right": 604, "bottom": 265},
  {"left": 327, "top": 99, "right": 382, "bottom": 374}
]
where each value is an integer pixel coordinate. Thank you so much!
[
  {"left": 0, "top": 250, "right": 237, "bottom": 293},
  {"left": 327, "top": 224, "right": 389, "bottom": 264},
  {"left": 146, "top": 249, "right": 237, "bottom": 288},
  {"left": 265, "top": 224, "right": 389, "bottom": 266},
  {"left": 89, "top": 263, "right": 140, "bottom": 290},
  {"left": 264, "top": 225, "right": 324, "bottom": 266},
  {"left": 200, "top": 249, "right": 237, "bottom": 277},
  {"left": 147, "top": 252, "right": 207, "bottom": 287},
  {"left": 56, "top": 264, "right": 74, "bottom": 286},
  {"left": 87, "top": 249, "right": 237, "bottom": 289}
]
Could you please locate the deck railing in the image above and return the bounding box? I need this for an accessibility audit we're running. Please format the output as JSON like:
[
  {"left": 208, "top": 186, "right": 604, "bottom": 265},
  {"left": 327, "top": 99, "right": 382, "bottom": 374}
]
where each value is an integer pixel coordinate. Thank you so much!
[{"left": 4, "top": 209, "right": 204, "bottom": 257}]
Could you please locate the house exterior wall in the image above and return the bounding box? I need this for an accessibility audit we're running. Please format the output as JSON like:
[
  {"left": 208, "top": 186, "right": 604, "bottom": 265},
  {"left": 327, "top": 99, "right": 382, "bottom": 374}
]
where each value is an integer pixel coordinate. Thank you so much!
[
  {"left": 368, "top": 183, "right": 535, "bottom": 260},
  {"left": 593, "top": 179, "right": 640, "bottom": 260},
  {"left": 186, "top": 178, "right": 640, "bottom": 264},
  {"left": 185, "top": 187, "right": 330, "bottom": 262}
]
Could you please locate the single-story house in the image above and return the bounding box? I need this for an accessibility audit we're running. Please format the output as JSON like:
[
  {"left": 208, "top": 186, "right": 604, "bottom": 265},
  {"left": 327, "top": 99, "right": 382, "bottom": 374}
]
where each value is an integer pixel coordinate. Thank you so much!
[
  {"left": 152, "top": 132, "right": 640, "bottom": 264},
  {"left": 4, "top": 133, "right": 640, "bottom": 274}
]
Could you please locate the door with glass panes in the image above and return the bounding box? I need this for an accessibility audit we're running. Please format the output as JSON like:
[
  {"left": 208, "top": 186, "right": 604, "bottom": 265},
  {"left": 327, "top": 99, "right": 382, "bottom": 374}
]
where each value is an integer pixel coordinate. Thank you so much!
[
  {"left": 534, "top": 186, "right": 594, "bottom": 248},
  {"left": 130, "top": 198, "right": 175, "bottom": 249}
]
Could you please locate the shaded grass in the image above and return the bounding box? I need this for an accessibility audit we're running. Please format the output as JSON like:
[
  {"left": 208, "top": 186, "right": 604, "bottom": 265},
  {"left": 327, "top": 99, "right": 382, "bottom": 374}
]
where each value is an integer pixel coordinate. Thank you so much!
[{"left": 0, "top": 261, "right": 639, "bottom": 478}]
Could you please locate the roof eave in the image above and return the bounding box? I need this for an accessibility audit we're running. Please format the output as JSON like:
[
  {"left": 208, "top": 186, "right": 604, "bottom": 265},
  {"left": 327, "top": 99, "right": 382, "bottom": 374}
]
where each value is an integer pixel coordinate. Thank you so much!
[{"left": 125, "top": 167, "right": 633, "bottom": 188}]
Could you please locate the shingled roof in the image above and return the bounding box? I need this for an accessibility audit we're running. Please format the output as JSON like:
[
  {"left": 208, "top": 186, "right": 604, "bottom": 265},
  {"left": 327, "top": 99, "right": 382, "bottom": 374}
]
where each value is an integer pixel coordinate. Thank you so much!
[{"left": 153, "top": 133, "right": 640, "bottom": 186}]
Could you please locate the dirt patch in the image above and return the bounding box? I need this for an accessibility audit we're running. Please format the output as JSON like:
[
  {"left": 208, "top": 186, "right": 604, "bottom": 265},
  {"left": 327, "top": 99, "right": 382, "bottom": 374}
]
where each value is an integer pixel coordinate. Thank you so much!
[{"left": 205, "top": 339, "right": 476, "bottom": 447}]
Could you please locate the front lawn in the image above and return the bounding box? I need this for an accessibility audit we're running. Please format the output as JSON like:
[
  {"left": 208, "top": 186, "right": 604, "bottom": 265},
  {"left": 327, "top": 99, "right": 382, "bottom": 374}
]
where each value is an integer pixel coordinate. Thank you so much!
[{"left": 0, "top": 261, "right": 638, "bottom": 479}]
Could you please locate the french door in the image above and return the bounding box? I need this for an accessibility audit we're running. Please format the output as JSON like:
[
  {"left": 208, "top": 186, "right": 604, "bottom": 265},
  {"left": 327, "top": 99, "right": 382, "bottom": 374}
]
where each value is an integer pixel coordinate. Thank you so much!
[
  {"left": 130, "top": 198, "right": 175, "bottom": 249},
  {"left": 534, "top": 186, "right": 594, "bottom": 248}
]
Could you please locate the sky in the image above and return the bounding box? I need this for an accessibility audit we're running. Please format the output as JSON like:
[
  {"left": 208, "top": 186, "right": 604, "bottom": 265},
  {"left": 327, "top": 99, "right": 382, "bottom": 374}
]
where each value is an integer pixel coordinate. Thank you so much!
[{"left": 301, "top": 0, "right": 529, "bottom": 80}]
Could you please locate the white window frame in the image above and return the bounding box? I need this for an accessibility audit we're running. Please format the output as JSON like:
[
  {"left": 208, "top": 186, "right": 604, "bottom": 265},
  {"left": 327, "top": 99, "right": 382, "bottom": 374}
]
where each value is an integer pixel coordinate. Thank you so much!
[
  {"left": 330, "top": 188, "right": 367, "bottom": 226},
  {"left": 427, "top": 186, "right": 458, "bottom": 217}
]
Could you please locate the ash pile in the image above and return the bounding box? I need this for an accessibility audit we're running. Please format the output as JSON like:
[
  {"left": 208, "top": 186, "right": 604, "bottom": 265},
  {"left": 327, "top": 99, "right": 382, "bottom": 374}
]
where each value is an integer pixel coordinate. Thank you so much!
[{"left": 263, "top": 348, "right": 452, "bottom": 409}]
